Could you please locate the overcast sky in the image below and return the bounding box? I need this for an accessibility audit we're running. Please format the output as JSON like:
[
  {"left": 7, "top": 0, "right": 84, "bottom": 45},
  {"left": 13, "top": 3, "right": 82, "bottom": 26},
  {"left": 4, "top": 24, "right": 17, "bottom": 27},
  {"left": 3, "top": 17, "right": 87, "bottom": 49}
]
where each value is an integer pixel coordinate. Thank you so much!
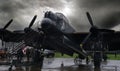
[{"left": 0, "top": 0, "right": 120, "bottom": 32}]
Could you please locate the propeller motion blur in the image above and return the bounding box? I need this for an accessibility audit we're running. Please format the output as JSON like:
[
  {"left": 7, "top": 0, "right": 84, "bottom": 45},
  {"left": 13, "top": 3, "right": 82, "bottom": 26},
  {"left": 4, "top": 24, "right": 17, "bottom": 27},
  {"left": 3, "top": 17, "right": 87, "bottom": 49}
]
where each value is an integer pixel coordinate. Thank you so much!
[{"left": 1, "top": 11, "right": 120, "bottom": 69}]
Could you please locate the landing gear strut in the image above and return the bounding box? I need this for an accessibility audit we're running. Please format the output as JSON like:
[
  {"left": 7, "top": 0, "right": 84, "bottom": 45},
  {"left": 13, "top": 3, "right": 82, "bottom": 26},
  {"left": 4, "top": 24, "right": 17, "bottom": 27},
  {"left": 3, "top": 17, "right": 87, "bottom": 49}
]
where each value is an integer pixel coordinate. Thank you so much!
[
  {"left": 32, "top": 49, "right": 44, "bottom": 68},
  {"left": 93, "top": 52, "right": 102, "bottom": 68}
]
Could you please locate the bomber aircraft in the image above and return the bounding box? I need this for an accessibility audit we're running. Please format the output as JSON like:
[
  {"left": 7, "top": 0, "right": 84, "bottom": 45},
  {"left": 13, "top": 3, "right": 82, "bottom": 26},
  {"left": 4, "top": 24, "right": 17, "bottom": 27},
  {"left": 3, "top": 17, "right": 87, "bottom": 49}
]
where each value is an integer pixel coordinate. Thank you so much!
[
  {"left": 0, "top": 11, "right": 120, "bottom": 69},
  {"left": 22, "top": 11, "right": 120, "bottom": 68}
]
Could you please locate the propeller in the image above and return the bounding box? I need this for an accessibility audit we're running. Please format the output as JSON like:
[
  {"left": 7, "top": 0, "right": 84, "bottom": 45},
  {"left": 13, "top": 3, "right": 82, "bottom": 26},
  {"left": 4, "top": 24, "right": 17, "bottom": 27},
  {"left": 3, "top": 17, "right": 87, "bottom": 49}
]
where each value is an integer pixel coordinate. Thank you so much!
[
  {"left": 81, "top": 12, "right": 98, "bottom": 45},
  {"left": 86, "top": 12, "right": 94, "bottom": 27},
  {"left": 3, "top": 19, "right": 13, "bottom": 30},
  {"left": 82, "top": 12, "right": 115, "bottom": 45},
  {"left": 81, "top": 33, "right": 92, "bottom": 45},
  {"left": 86, "top": 12, "right": 114, "bottom": 33},
  {"left": 29, "top": 15, "right": 37, "bottom": 28},
  {"left": 14, "top": 15, "right": 37, "bottom": 34},
  {"left": 1, "top": 19, "right": 13, "bottom": 46},
  {"left": 24, "top": 15, "right": 37, "bottom": 33}
]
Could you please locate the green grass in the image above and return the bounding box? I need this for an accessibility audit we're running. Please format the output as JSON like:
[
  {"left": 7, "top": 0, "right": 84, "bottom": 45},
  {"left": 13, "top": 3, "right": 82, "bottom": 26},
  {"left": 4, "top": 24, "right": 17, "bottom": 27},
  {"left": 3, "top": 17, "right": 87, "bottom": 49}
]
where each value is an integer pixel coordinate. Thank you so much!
[
  {"left": 107, "top": 54, "right": 120, "bottom": 60},
  {"left": 55, "top": 52, "right": 78, "bottom": 58},
  {"left": 55, "top": 52, "right": 120, "bottom": 60}
]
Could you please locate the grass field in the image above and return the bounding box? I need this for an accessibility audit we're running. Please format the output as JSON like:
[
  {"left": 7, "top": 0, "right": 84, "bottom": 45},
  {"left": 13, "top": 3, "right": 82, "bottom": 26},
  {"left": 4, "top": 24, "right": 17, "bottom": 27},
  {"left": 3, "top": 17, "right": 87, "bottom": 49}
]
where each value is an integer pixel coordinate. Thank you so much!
[
  {"left": 107, "top": 54, "right": 120, "bottom": 60},
  {"left": 55, "top": 52, "right": 120, "bottom": 60},
  {"left": 55, "top": 52, "right": 78, "bottom": 58}
]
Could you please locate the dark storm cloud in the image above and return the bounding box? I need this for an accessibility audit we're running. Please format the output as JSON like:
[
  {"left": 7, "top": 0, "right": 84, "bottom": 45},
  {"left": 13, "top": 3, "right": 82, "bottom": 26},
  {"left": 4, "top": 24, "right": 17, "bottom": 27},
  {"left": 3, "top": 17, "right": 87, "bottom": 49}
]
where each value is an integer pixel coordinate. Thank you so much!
[
  {"left": 0, "top": 0, "right": 120, "bottom": 32},
  {"left": 0, "top": 0, "right": 67, "bottom": 30},
  {"left": 77, "top": 0, "right": 120, "bottom": 8},
  {"left": 99, "top": 12, "right": 120, "bottom": 28},
  {"left": 74, "top": 0, "right": 120, "bottom": 30},
  {"left": 0, "top": 0, "right": 26, "bottom": 29}
]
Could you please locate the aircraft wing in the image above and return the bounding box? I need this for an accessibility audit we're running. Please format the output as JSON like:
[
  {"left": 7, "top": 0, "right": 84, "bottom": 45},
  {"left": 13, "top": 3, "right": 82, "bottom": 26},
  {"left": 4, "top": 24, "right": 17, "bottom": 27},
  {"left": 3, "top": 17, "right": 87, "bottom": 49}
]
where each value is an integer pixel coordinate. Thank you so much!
[
  {"left": 1, "top": 30, "right": 25, "bottom": 42},
  {"left": 66, "top": 32, "right": 88, "bottom": 44},
  {"left": 10, "top": 30, "right": 25, "bottom": 42},
  {"left": 66, "top": 32, "right": 120, "bottom": 51},
  {"left": 108, "top": 31, "right": 120, "bottom": 51}
]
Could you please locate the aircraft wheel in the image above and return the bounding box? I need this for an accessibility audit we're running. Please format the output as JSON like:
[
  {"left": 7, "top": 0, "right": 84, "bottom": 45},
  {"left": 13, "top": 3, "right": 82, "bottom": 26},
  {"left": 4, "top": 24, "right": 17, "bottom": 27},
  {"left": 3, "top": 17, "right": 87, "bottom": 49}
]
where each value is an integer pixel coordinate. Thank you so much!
[
  {"left": 74, "top": 57, "right": 82, "bottom": 65},
  {"left": 86, "top": 57, "right": 90, "bottom": 64},
  {"left": 103, "top": 54, "right": 107, "bottom": 61}
]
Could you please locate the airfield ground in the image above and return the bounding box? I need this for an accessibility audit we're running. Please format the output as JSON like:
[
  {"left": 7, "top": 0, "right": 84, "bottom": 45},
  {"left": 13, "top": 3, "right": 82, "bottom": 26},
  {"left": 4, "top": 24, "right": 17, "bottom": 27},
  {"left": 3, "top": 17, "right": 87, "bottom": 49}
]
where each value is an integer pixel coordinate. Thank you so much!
[{"left": 0, "top": 58, "right": 120, "bottom": 71}]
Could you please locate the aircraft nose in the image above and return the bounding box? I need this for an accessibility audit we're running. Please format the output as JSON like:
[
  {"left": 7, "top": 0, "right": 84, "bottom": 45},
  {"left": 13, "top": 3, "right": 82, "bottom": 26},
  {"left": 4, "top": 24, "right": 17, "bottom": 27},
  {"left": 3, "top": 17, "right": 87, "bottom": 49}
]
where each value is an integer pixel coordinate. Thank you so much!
[{"left": 41, "top": 18, "right": 53, "bottom": 29}]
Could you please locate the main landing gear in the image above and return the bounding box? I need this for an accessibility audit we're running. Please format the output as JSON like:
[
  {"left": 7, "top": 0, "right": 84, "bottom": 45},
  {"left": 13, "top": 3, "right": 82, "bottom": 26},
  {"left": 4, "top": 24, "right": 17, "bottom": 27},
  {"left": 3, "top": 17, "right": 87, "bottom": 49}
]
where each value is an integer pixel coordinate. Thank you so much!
[
  {"left": 93, "top": 52, "right": 102, "bottom": 68},
  {"left": 74, "top": 56, "right": 90, "bottom": 65},
  {"left": 74, "top": 57, "right": 82, "bottom": 65},
  {"left": 32, "top": 49, "right": 44, "bottom": 69},
  {"left": 74, "top": 52, "right": 102, "bottom": 68}
]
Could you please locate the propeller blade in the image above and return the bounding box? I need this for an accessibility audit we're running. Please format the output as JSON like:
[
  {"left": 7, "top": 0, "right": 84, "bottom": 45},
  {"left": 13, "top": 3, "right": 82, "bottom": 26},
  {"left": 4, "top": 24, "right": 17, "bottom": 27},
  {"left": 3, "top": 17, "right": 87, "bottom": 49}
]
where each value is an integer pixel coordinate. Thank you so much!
[
  {"left": 99, "top": 29, "right": 115, "bottom": 33},
  {"left": 3, "top": 19, "right": 13, "bottom": 30},
  {"left": 86, "top": 12, "right": 94, "bottom": 27},
  {"left": 29, "top": 15, "right": 37, "bottom": 28},
  {"left": 82, "top": 33, "right": 92, "bottom": 45}
]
